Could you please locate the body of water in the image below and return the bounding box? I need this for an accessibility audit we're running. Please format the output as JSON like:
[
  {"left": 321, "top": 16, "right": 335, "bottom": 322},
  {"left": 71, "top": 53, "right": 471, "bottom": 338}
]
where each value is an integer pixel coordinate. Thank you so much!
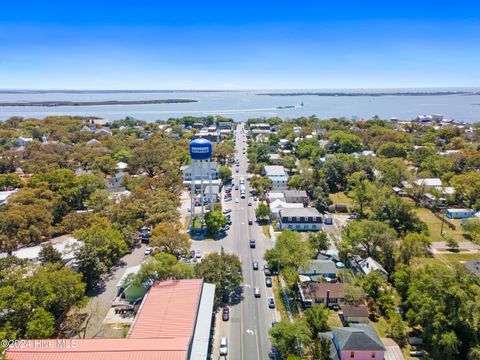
[{"left": 0, "top": 88, "right": 479, "bottom": 123}]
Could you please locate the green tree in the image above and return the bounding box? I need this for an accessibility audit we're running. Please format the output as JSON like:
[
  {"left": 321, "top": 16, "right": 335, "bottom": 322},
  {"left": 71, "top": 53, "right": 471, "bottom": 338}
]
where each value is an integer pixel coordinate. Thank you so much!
[
  {"left": 264, "top": 230, "right": 314, "bottom": 271},
  {"left": 250, "top": 176, "right": 273, "bottom": 199},
  {"left": 24, "top": 307, "right": 55, "bottom": 339},
  {"left": 214, "top": 140, "right": 235, "bottom": 165},
  {"left": 255, "top": 203, "right": 271, "bottom": 222},
  {"left": 451, "top": 172, "right": 480, "bottom": 208},
  {"left": 126, "top": 253, "right": 195, "bottom": 287},
  {"left": 91, "top": 156, "right": 117, "bottom": 176},
  {"left": 218, "top": 165, "right": 232, "bottom": 182},
  {"left": 328, "top": 131, "right": 363, "bottom": 154},
  {"left": 307, "top": 231, "right": 330, "bottom": 255},
  {"left": 74, "top": 243, "right": 106, "bottom": 291},
  {"left": 445, "top": 237, "right": 459, "bottom": 252},
  {"left": 347, "top": 171, "right": 373, "bottom": 217},
  {"left": 398, "top": 233, "right": 432, "bottom": 264},
  {"left": 304, "top": 305, "right": 330, "bottom": 338},
  {"left": 195, "top": 251, "right": 243, "bottom": 301},
  {"left": 150, "top": 222, "right": 191, "bottom": 256},
  {"left": 85, "top": 189, "right": 113, "bottom": 212},
  {"left": 282, "top": 156, "right": 297, "bottom": 174},
  {"left": 386, "top": 312, "right": 407, "bottom": 347},
  {"left": 38, "top": 244, "right": 62, "bottom": 264},
  {"left": 0, "top": 173, "right": 22, "bottom": 190},
  {"left": 464, "top": 218, "right": 480, "bottom": 244},
  {"left": 269, "top": 319, "right": 311, "bottom": 357},
  {"left": 340, "top": 220, "right": 397, "bottom": 273},
  {"left": 75, "top": 218, "right": 128, "bottom": 268},
  {"left": 377, "top": 142, "right": 407, "bottom": 158},
  {"left": 372, "top": 195, "right": 427, "bottom": 235},
  {"left": 204, "top": 210, "right": 227, "bottom": 237}
]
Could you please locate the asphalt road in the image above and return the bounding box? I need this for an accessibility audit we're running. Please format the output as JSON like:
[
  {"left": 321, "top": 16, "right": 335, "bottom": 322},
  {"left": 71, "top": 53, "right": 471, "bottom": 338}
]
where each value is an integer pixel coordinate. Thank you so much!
[{"left": 191, "top": 124, "right": 278, "bottom": 359}]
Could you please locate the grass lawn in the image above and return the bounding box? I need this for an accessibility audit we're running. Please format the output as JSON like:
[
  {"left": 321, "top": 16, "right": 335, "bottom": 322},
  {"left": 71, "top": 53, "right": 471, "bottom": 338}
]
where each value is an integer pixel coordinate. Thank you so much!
[
  {"left": 329, "top": 192, "right": 353, "bottom": 206},
  {"left": 442, "top": 253, "right": 480, "bottom": 265},
  {"left": 327, "top": 312, "right": 342, "bottom": 329},
  {"left": 414, "top": 207, "right": 466, "bottom": 243},
  {"left": 272, "top": 277, "right": 288, "bottom": 320},
  {"left": 371, "top": 316, "right": 389, "bottom": 337},
  {"left": 412, "top": 256, "right": 448, "bottom": 269},
  {"left": 262, "top": 225, "right": 271, "bottom": 239}
]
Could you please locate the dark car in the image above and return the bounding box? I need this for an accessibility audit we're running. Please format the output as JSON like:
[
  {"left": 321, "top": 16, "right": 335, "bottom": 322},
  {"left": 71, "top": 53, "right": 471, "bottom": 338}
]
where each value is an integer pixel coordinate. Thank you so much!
[
  {"left": 265, "top": 276, "right": 272, "bottom": 287},
  {"left": 267, "top": 297, "right": 275, "bottom": 309},
  {"left": 252, "top": 261, "right": 259, "bottom": 270},
  {"left": 324, "top": 217, "right": 333, "bottom": 225},
  {"left": 264, "top": 268, "right": 272, "bottom": 276},
  {"left": 250, "top": 239, "right": 256, "bottom": 248},
  {"left": 248, "top": 220, "right": 253, "bottom": 225},
  {"left": 222, "top": 306, "right": 230, "bottom": 321}
]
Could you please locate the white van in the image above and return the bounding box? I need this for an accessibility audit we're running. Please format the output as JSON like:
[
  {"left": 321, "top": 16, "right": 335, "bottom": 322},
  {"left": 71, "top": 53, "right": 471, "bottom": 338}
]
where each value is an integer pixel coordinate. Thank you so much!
[{"left": 220, "top": 337, "right": 228, "bottom": 355}]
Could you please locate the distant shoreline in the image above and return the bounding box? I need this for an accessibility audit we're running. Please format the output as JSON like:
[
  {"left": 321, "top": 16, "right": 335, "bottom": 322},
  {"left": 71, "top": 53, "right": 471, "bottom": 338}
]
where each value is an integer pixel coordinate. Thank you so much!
[
  {"left": 257, "top": 91, "right": 480, "bottom": 97},
  {"left": 0, "top": 99, "right": 198, "bottom": 107}
]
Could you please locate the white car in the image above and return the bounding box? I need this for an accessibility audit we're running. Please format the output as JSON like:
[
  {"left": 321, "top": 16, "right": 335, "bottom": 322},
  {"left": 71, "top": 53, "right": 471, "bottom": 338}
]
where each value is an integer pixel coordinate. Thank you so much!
[
  {"left": 144, "top": 247, "right": 153, "bottom": 256},
  {"left": 235, "top": 198, "right": 239, "bottom": 203},
  {"left": 219, "top": 337, "right": 228, "bottom": 355},
  {"left": 223, "top": 208, "right": 231, "bottom": 214},
  {"left": 195, "top": 250, "right": 202, "bottom": 259}
]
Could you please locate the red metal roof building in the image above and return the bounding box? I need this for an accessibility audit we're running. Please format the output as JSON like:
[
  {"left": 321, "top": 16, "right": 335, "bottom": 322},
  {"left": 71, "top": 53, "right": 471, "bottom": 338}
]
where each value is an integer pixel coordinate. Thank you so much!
[{"left": 4, "top": 279, "right": 216, "bottom": 360}]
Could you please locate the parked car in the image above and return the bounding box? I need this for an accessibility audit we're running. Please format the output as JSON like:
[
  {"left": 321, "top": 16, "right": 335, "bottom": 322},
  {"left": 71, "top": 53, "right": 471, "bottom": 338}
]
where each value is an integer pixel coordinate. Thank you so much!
[
  {"left": 254, "top": 287, "right": 261, "bottom": 297},
  {"left": 265, "top": 277, "right": 272, "bottom": 287},
  {"left": 248, "top": 220, "right": 253, "bottom": 225},
  {"left": 324, "top": 217, "right": 333, "bottom": 225},
  {"left": 250, "top": 239, "right": 256, "bottom": 248},
  {"left": 222, "top": 306, "right": 230, "bottom": 321},
  {"left": 248, "top": 202, "right": 252, "bottom": 206},
  {"left": 223, "top": 225, "right": 230, "bottom": 231},
  {"left": 219, "top": 337, "right": 228, "bottom": 355},
  {"left": 252, "top": 261, "right": 259, "bottom": 270},
  {"left": 267, "top": 297, "right": 275, "bottom": 308},
  {"left": 264, "top": 268, "right": 272, "bottom": 276},
  {"left": 190, "top": 250, "right": 196, "bottom": 258},
  {"left": 264, "top": 263, "right": 270, "bottom": 270},
  {"left": 235, "top": 198, "right": 239, "bottom": 203},
  {"left": 144, "top": 247, "right": 153, "bottom": 256},
  {"left": 195, "top": 250, "right": 202, "bottom": 259},
  {"left": 235, "top": 185, "right": 239, "bottom": 190},
  {"left": 223, "top": 208, "right": 231, "bottom": 214},
  {"left": 409, "top": 351, "right": 424, "bottom": 357}
]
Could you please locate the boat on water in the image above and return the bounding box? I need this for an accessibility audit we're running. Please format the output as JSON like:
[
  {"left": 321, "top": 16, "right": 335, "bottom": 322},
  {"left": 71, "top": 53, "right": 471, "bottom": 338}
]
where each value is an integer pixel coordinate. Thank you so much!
[{"left": 276, "top": 102, "right": 303, "bottom": 109}]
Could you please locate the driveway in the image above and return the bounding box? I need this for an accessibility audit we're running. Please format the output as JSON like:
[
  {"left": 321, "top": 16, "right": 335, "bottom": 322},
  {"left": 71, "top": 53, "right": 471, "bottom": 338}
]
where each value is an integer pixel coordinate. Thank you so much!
[{"left": 82, "top": 243, "right": 146, "bottom": 338}]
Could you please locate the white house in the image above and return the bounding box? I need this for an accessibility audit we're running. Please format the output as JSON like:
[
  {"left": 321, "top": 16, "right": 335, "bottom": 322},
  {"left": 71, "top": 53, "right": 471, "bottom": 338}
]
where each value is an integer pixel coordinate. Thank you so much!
[
  {"left": 414, "top": 178, "right": 442, "bottom": 189},
  {"left": 278, "top": 207, "right": 322, "bottom": 231},
  {"left": 181, "top": 161, "right": 219, "bottom": 181},
  {"left": 269, "top": 199, "right": 304, "bottom": 219},
  {"left": 16, "top": 136, "right": 33, "bottom": 147},
  {"left": 263, "top": 165, "right": 289, "bottom": 189},
  {"left": 0, "top": 189, "right": 18, "bottom": 205}
]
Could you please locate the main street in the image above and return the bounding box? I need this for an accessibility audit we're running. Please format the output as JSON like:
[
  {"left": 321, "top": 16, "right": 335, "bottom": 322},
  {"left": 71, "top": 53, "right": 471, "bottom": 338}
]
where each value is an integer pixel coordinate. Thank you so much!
[{"left": 190, "top": 124, "right": 277, "bottom": 359}]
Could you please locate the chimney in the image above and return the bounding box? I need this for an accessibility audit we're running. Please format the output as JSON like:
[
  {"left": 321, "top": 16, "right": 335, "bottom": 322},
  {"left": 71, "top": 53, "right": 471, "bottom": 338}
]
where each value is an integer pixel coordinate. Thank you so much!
[{"left": 326, "top": 289, "right": 330, "bottom": 306}]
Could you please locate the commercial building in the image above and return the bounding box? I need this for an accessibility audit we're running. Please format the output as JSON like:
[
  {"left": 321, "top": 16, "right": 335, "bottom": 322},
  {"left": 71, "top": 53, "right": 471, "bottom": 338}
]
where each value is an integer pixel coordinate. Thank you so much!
[{"left": 5, "top": 279, "right": 216, "bottom": 360}]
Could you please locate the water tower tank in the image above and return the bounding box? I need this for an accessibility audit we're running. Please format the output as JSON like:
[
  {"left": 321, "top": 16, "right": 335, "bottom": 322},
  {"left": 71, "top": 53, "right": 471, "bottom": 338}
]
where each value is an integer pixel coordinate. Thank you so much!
[{"left": 190, "top": 138, "right": 212, "bottom": 160}]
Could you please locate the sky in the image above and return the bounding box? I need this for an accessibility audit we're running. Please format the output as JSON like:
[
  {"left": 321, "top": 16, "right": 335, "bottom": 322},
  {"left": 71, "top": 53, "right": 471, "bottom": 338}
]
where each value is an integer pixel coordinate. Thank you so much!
[{"left": 0, "top": 1, "right": 479, "bottom": 90}]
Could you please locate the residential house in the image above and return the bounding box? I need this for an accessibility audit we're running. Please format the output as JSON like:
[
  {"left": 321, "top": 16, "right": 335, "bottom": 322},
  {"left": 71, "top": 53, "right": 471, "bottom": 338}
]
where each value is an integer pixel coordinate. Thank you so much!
[
  {"left": 263, "top": 165, "right": 289, "bottom": 189},
  {"left": 283, "top": 190, "right": 309, "bottom": 204},
  {"left": 350, "top": 256, "right": 388, "bottom": 278},
  {"left": 268, "top": 153, "right": 282, "bottom": 165},
  {"left": 298, "top": 282, "right": 345, "bottom": 307},
  {"left": 322, "top": 324, "right": 386, "bottom": 360},
  {"left": 16, "top": 136, "right": 33, "bottom": 147},
  {"left": 414, "top": 178, "right": 442, "bottom": 189},
  {"left": 250, "top": 123, "right": 271, "bottom": 130},
  {"left": 95, "top": 128, "right": 113, "bottom": 136},
  {"left": 269, "top": 199, "right": 304, "bottom": 219},
  {"left": 86, "top": 139, "right": 101, "bottom": 146},
  {"left": 267, "top": 191, "right": 285, "bottom": 203},
  {"left": 445, "top": 208, "right": 474, "bottom": 219},
  {"left": 340, "top": 304, "right": 369, "bottom": 325},
  {"left": 0, "top": 189, "right": 18, "bottom": 205},
  {"left": 278, "top": 207, "right": 322, "bottom": 231},
  {"left": 299, "top": 259, "right": 339, "bottom": 281}
]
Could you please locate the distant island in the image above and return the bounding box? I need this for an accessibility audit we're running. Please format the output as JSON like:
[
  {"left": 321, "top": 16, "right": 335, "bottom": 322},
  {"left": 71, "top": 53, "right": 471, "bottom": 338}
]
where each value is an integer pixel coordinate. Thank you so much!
[
  {"left": 0, "top": 99, "right": 198, "bottom": 107},
  {"left": 258, "top": 91, "right": 478, "bottom": 97}
]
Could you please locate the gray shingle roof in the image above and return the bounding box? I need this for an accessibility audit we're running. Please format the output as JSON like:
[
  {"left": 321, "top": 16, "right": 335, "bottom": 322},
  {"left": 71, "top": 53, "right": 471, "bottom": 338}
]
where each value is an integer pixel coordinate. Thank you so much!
[
  {"left": 300, "top": 260, "right": 338, "bottom": 275},
  {"left": 333, "top": 324, "right": 385, "bottom": 351}
]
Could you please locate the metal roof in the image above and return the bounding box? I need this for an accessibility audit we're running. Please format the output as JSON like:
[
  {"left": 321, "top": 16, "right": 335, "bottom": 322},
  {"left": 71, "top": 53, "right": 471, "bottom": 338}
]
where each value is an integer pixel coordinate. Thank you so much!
[{"left": 190, "top": 283, "right": 215, "bottom": 360}]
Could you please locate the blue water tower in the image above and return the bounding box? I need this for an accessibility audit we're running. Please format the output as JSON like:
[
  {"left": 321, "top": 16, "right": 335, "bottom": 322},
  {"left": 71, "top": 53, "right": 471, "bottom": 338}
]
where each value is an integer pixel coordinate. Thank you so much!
[
  {"left": 189, "top": 138, "right": 212, "bottom": 160},
  {"left": 189, "top": 138, "right": 214, "bottom": 228}
]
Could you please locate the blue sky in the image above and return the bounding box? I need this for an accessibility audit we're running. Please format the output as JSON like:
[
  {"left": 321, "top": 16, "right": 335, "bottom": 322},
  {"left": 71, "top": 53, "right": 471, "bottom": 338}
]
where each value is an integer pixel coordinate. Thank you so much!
[{"left": 1, "top": 1, "right": 479, "bottom": 89}]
